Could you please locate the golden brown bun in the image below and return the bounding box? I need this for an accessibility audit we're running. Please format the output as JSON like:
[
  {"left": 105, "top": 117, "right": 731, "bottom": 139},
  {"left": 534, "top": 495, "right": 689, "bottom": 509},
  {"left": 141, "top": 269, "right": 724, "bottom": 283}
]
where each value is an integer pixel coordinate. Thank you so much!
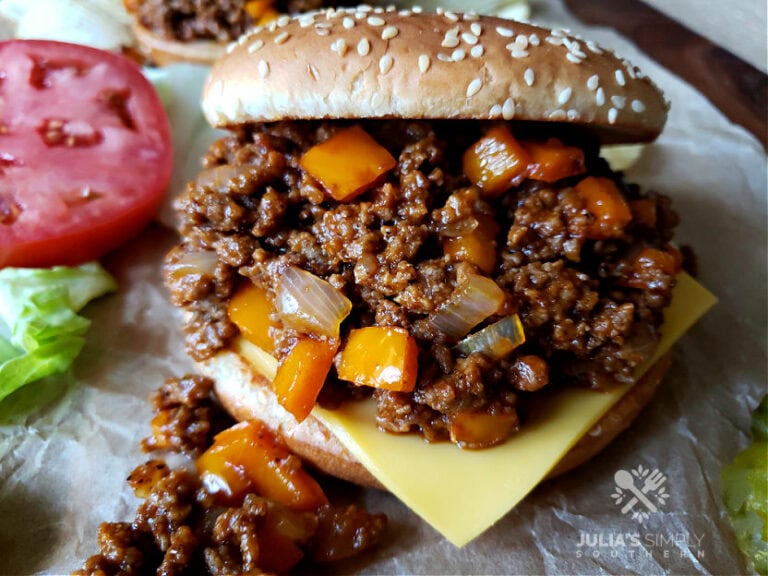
[
  {"left": 198, "top": 348, "right": 671, "bottom": 489},
  {"left": 203, "top": 8, "right": 668, "bottom": 143},
  {"left": 131, "top": 20, "right": 227, "bottom": 66}
]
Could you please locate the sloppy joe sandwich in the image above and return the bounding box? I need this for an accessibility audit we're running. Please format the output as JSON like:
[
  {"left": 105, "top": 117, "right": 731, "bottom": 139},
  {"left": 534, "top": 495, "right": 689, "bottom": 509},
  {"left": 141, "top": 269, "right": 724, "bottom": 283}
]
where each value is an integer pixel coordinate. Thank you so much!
[
  {"left": 123, "top": 0, "right": 357, "bottom": 65},
  {"left": 164, "top": 7, "right": 716, "bottom": 545}
]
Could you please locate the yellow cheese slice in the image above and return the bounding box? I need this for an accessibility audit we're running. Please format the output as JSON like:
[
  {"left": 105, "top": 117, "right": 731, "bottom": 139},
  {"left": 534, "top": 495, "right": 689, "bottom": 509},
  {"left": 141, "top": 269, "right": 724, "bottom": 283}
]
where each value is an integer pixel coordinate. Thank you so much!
[{"left": 312, "top": 272, "right": 716, "bottom": 546}]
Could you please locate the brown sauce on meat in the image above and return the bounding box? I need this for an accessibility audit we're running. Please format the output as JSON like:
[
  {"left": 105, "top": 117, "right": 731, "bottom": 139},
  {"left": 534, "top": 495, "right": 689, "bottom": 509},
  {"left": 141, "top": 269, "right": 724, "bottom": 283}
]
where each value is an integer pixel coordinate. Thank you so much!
[{"left": 165, "top": 119, "right": 680, "bottom": 444}]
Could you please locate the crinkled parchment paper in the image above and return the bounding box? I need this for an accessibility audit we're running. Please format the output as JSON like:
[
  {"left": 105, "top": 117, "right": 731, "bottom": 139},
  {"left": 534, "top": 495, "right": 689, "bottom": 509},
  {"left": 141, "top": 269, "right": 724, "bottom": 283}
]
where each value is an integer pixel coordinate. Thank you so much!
[{"left": 0, "top": 1, "right": 765, "bottom": 573}]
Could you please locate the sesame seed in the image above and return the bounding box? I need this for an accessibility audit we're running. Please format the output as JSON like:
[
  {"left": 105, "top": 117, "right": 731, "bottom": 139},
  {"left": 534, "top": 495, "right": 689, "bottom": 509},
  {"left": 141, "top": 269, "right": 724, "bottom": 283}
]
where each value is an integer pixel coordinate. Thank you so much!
[
  {"left": 510, "top": 49, "right": 529, "bottom": 59},
  {"left": 357, "top": 38, "right": 371, "bottom": 56},
  {"left": 315, "top": 27, "right": 330, "bottom": 36},
  {"left": 631, "top": 99, "right": 646, "bottom": 113},
  {"left": 226, "top": 41, "right": 237, "bottom": 54},
  {"left": 452, "top": 48, "right": 466, "bottom": 61},
  {"left": 496, "top": 26, "right": 514, "bottom": 38},
  {"left": 399, "top": 9, "right": 411, "bottom": 16},
  {"left": 367, "top": 16, "right": 385, "bottom": 26},
  {"left": 471, "top": 22, "right": 482, "bottom": 36},
  {"left": 470, "top": 44, "right": 484, "bottom": 58},
  {"left": 490, "top": 104, "right": 502, "bottom": 117},
  {"left": 545, "top": 36, "right": 565, "bottom": 46},
  {"left": 551, "top": 28, "right": 567, "bottom": 37},
  {"left": 342, "top": 17, "right": 355, "bottom": 29},
  {"left": 412, "top": 5, "right": 422, "bottom": 13},
  {"left": 586, "top": 40, "right": 603, "bottom": 54},
  {"left": 566, "top": 52, "right": 583, "bottom": 64},
  {"left": 299, "top": 15, "right": 315, "bottom": 28},
  {"left": 596, "top": 87, "right": 606, "bottom": 106},
  {"left": 572, "top": 48, "right": 587, "bottom": 59},
  {"left": 437, "top": 52, "right": 452, "bottom": 62},
  {"left": 587, "top": 74, "right": 599, "bottom": 91},
  {"left": 502, "top": 97, "right": 515, "bottom": 119},
  {"left": 462, "top": 32, "right": 479, "bottom": 45},
  {"left": 549, "top": 109, "right": 567, "bottom": 120},
  {"left": 247, "top": 39, "right": 264, "bottom": 53},
  {"left": 611, "top": 95, "right": 626, "bottom": 109},
  {"left": 382, "top": 26, "right": 398, "bottom": 40},
  {"left": 467, "top": 78, "right": 483, "bottom": 97},
  {"left": 464, "top": 12, "right": 479, "bottom": 21},
  {"left": 529, "top": 33, "right": 540, "bottom": 46},
  {"left": 567, "top": 109, "right": 580, "bottom": 121},
  {"left": 515, "top": 35, "right": 529, "bottom": 49},
  {"left": 274, "top": 31, "right": 290, "bottom": 44},
  {"left": 379, "top": 54, "right": 394, "bottom": 74},
  {"left": 315, "top": 21, "right": 332, "bottom": 29},
  {"left": 277, "top": 15, "right": 290, "bottom": 27},
  {"left": 358, "top": 4, "right": 372, "bottom": 12},
  {"left": 331, "top": 38, "right": 348, "bottom": 56},
  {"left": 442, "top": 36, "right": 460, "bottom": 48},
  {"left": 373, "top": 6, "right": 384, "bottom": 13},
  {"left": 615, "top": 69, "right": 626, "bottom": 86},
  {"left": 524, "top": 68, "right": 535, "bottom": 86},
  {"left": 258, "top": 60, "right": 270, "bottom": 78},
  {"left": 608, "top": 108, "right": 618, "bottom": 124},
  {"left": 418, "top": 54, "right": 431, "bottom": 73},
  {"left": 307, "top": 63, "right": 319, "bottom": 80},
  {"left": 445, "top": 11, "right": 459, "bottom": 22},
  {"left": 558, "top": 87, "right": 573, "bottom": 105}
]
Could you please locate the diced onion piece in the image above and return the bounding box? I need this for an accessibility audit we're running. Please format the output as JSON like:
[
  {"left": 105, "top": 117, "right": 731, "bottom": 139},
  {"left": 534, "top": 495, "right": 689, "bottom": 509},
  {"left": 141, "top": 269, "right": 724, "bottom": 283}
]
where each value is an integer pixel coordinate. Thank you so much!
[
  {"left": 429, "top": 274, "right": 505, "bottom": 338},
  {"left": 197, "top": 421, "right": 328, "bottom": 510},
  {"left": 575, "top": 176, "right": 632, "bottom": 239},
  {"left": 463, "top": 125, "right": 531, "bottom": 197},
  {"left": 524, "top": 138, "right": 586, "bottom": 182},
  {"left": 277, "top": 266, "right": 352, "bottom": 338},
  {"left": 228, "top": 281, "right": 277, "bottom": 353},
  {"left": 300, "top": 126, "right": 397, "bottom": 202},
  {"left": 449, "top": 411, "right": 519, "bottom": 449},
  {"left": 336, "top": 326, "right": 418, "bottom": 392},
  {"left": 455, "top": 314, "right": 526, "bottom": 359},
  {"left": 165, "top": 249, "right": 217, "bottom": 280},
  {"left": 272, "top": 338, "right": 338, "bottom": 422}
]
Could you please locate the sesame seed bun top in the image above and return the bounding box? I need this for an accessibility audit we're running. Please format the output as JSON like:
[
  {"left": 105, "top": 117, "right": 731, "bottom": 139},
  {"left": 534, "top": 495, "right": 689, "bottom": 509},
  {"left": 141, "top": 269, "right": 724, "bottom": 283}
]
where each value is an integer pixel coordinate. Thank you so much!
[{"left": 202, "top": 6, "right": 669, "bottom": 143}]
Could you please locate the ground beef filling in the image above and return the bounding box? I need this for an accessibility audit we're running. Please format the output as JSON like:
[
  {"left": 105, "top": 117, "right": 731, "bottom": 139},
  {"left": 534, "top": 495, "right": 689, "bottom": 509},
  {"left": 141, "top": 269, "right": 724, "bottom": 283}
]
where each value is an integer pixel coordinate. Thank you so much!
[
  {"left": 166, "top": 119, "right": 679, "bottom": 444},
  {"left": 128, "top": 0, "right": 351, "bottom": 42}
]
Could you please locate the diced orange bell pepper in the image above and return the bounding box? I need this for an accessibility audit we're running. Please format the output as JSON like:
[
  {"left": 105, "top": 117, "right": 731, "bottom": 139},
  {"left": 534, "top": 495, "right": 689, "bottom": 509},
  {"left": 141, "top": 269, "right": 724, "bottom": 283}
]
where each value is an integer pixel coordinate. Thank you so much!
[
  {"left": 256, "top": 8, "right": 279, "bottom": 25},
  {"left": 244, "top": 0, "right": 273, "bottom": 19},
  {"left": 575, "top": 176, "right": 632, "bottom": 239},
  {"left": 463, "top": 125, "right": 531, "bottom": 197},
  {"left": 300, "top": 126, "right": 397, "bottom": 202},
  {"left": 272, "top": 338, "right": 338, "bottom": 422},
  {"left": 258, "top": 521, "right": 306, "bottom": 573},
  {"left": 449, "top": 411, "right": 519, "bottom": 449},
  {"left": 197, "top": 421, "right": 329, "bottom": 510},
  {"left": 620, "top": 247, "right": 680, "bottom": 290},
  {"left": 443, "top": 214, "right": 500, "bottom": 273},
  {"left": 336, "top": 326, "right": 418, "bottom": 392},
  {"left": 228, "top": 281, "right": 277, "bottom": 353},
  {"left": 196, "top": 441, "right": 253, "bottom": 506},
  {"left": 524, "top": 138, "right": 586, "bottom": 183}
]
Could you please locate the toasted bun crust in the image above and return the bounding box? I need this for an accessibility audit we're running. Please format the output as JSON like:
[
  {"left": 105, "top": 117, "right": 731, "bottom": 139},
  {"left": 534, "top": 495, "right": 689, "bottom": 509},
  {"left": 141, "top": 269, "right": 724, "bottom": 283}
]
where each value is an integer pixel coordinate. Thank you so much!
[
  {"left": 202, "top": 9, "right": 668, "bottom": 143},
  {"left": 199, "top": 348, "right": 671, "bottom": 489},
  {"left": 131, "top": 20, "right": 226, "bottom": 66}
]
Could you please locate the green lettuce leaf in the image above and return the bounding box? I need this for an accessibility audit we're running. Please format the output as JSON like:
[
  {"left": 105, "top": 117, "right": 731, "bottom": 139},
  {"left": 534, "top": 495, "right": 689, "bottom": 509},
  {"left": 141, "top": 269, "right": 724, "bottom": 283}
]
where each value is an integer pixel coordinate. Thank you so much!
[
  {"left": 0, "top": 262, "right": 117, "bottom": 403},
  {"left": 722, "top": 396, "right": 768, "bottom": 575}
]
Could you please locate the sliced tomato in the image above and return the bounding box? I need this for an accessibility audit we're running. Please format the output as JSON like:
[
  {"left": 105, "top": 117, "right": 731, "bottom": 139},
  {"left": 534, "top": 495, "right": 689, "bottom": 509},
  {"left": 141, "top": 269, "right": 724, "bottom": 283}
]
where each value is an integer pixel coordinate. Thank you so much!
[{"left": 0, "top": 40, "right": 173, "bottom": 268}]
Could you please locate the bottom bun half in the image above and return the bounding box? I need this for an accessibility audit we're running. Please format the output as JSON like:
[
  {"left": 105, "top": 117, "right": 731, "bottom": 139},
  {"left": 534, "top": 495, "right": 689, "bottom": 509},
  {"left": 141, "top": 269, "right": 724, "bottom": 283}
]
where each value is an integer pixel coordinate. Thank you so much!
[
  {"left": 131, "top": 21, "right": 226, "bottom": 66},
  {"left": 198, "top": 349, "right": 672, "bottom": 490}
]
